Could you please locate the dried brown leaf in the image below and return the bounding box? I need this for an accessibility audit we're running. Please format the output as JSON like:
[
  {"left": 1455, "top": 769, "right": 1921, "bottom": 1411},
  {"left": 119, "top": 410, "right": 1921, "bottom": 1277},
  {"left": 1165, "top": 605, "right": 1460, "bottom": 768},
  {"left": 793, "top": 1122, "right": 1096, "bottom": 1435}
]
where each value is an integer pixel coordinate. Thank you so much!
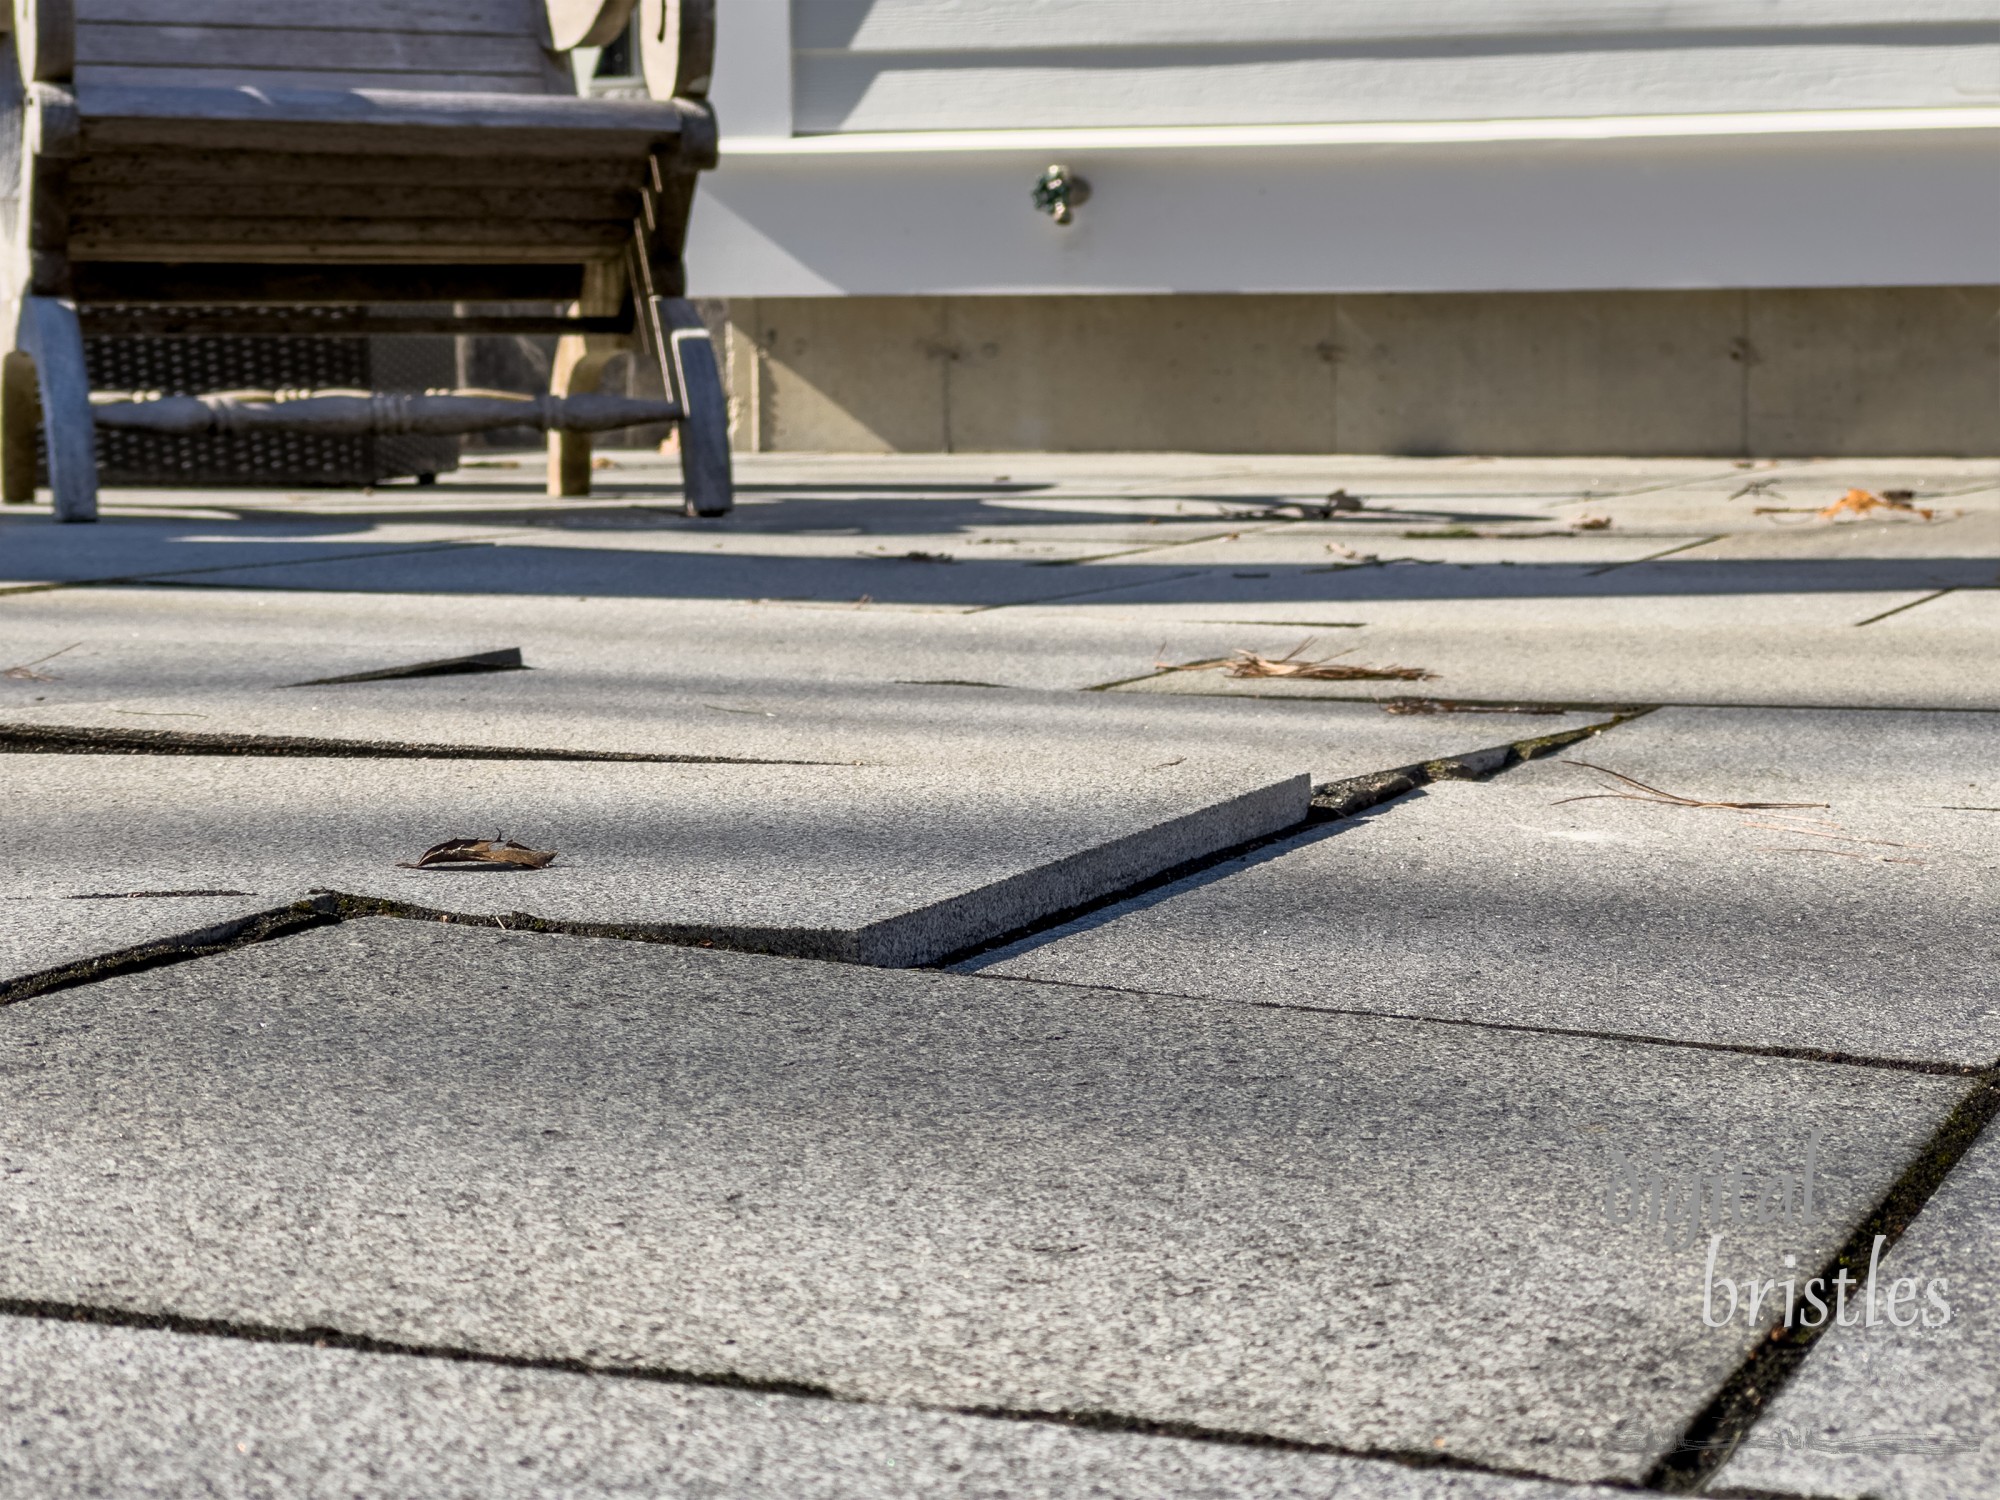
[
  {"left": 1818, "top": 487, "right": 1934, "bottom": 522},
  {"left": 399, "top": 837, "right": 556, "bottom": 870}
]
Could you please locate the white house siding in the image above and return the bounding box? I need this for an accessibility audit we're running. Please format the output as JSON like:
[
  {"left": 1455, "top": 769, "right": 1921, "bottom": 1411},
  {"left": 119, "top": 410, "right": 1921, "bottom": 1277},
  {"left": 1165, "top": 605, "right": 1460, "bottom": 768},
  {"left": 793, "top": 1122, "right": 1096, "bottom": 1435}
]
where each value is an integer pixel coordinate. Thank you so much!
[
  {"left": 692, "top": 3, "right": 2000, "bottom": 454},
  {"left": 789, "top": 1, "right": 2000, "bottom": 132}
]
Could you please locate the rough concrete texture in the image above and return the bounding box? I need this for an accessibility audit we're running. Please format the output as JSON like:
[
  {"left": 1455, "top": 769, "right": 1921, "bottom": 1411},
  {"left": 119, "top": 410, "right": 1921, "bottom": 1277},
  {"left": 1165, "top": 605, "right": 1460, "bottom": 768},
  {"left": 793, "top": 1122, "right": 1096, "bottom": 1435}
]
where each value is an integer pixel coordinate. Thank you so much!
[
  {"left": 0, "top": 922, "right": 1966, "bottom": 1482},
  {"left": 0, "top": 587, "right": 1605, "bottom": 774},
  {"left": 1100, "top": 588, "right": 2000, "bottom": 709},
  {"left": 1715, "top": 1119, "right": 2000, "bottom": 1500},
  {"left": 0, "top": 896, "right": 295, "bottom": 997},
  {"left": 726, "top": 289, "right": 2000, "bottom": 457},
  {"left": 0, "top": 753, "right": 1306, "bottom": 966},
  {"left": 976, "top": 707, "right": 2000, "bottom": 1065},
  {"left": 0, "top": 1317, "right": 1605, "bottom": 1500}
]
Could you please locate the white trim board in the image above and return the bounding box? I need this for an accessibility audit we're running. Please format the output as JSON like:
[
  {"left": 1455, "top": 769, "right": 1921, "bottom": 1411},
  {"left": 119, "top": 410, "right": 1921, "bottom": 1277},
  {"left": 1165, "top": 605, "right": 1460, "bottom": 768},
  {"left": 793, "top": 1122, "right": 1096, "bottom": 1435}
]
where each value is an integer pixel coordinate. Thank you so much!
[{"left": 687, "top": 121, "right": 2000, "bottom": 297}]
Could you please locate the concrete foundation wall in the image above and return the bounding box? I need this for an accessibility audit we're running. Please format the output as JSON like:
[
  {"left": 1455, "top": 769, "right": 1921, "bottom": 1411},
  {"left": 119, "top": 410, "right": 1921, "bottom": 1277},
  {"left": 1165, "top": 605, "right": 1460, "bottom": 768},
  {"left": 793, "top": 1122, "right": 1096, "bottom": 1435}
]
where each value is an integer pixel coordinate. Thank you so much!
[{"left": 724, "top": 288, "right": 2000, "bottom": 457}]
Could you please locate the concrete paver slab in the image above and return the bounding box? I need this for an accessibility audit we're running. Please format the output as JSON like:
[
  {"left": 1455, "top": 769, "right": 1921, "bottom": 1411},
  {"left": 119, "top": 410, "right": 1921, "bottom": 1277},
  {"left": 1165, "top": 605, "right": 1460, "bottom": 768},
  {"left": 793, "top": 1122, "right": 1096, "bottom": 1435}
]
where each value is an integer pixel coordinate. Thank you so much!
[
  {"left": 975, "top": 707, "right": 2000, "bottom": 1065},
  {"left": 0, "top": 587, "right": 1606, "bottom": 777},
  {"left": 0, "top": 753, "right": 1305, "bottom": 965},
  {"left": 0, "top": 921, "right": 1965, "bottom": 1483},
  {"left": 1715, "top": 1122, "right": 2000, "bottom": 1500},
  {"left": 0, "top": 513, "right": 520, "bottom": 592},
  {"left": 1091, "top": 592, "right": 2000, "bottom": 711},
  {"left": 0, "top": 1318, "right": 1603, "bottom": 1500}
]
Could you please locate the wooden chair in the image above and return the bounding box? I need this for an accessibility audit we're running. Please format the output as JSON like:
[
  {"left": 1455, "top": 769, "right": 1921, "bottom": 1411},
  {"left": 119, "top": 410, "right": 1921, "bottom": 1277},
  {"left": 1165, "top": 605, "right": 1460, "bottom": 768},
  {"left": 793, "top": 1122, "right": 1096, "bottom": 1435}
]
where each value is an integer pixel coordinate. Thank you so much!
[{"left": 0, "top": 0, "right": 732, "bottom": 522}]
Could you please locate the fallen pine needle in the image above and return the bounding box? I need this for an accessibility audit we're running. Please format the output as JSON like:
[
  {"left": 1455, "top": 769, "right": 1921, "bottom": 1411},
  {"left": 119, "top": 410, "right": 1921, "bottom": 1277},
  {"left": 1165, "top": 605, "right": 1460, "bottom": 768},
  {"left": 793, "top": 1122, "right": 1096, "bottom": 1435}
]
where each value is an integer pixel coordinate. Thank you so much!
[
  {"left": 399, "top": 838, "right": 556, "bottom": 870},
  {"left": 1554, "top": 760, "right": 1829, "bottom": 811},
  {"left": 1737, "top": 820, "right": 1923, "bottom": 849},
  {"left": 3, "top": 643, "right": 80, "bottom": 681}
]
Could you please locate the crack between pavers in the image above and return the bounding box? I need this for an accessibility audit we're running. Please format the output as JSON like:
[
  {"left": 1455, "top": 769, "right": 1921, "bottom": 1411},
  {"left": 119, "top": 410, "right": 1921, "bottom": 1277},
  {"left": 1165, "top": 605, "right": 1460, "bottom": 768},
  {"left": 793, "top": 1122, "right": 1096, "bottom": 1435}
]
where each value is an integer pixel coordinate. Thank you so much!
[
  {"left": 0, "top": 1296, "right": 1638, "bottom": 1493},
  {"left": 0, "top": 723, "right": 842, "bottom": 765},
  {"left": 1584, "top": 535, "right": 1723, "bottom": 576},
  {"left": 1853, "top": 588, "right": 1954, "bottom": 627},
  {"left": 962, "top": 971, "right": 1983, "bottom": 1079},
  {"left": 961, "top": 568, "right": 1210, "bottom": 613},
  {"left": 930, "top": 715, "right": 1634, "bottom": 971},
  {"left": 0, "top": 899, "right": 335, "bottom": 1009},
  {"left": 1644, "top": 1072, "right": 2000, "bottom": 1494}
]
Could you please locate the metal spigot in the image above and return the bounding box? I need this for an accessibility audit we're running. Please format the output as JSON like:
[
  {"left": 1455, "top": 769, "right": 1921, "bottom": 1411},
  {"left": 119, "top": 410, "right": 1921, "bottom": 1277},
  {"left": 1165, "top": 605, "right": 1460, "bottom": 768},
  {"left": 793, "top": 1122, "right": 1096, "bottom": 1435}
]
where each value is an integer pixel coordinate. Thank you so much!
[{"left": 1032, "top": 164, "right": 1092, "bottom": 225}]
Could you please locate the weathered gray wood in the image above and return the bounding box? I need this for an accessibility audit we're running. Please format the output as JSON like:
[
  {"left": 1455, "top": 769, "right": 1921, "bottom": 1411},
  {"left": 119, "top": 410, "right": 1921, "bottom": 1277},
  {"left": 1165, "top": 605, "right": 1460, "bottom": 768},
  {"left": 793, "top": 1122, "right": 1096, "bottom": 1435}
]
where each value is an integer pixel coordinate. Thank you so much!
[
  {"left": 12, "top": 0, "right": 77, "bottom": 83},
  {"left": 80, "top": 1, "right": 537, "bottom": 32},
  {"left": 548, "top": 259, "right": 629, "bottom": 498},
  {"left": 16, "top": 295, "right": 97, "bottom": 521},
  {"left": 640, "top": 0, "right": 714, "bottom": 101},
  {"left": 10, "top": 0, "right": 727, "bottom": 519},
  {"left": 92, "top": 389, "right": 679, "bottom": 437},
  {"left": 0, "top": 350, "right": 39, "bottom": 504},
  {"left": 76, "top": 26, "right": 547, "bottom": 77},
  {"left": 546, "top": 0, "right": 636, "bottom": 51},
  {"left": 77, "top": 309, "right": 633, "bottom": 337},
  {"left": 71, "top": 220, "right": 632, "bottom": 259},
  {"left": 652, "top": 295, "right": 729, "bottom": 517},
  {"left": 71, "top": 182, "right": 639, "bottom": 222},
  {"left": 76, "top": 87, "right": 696, "bottom": 158},
  {"left": 70, "top": 151, "right": 647, "bottom": 189},
  {"left": 70, "top": 261, "right": 588, "bottom": 303}
]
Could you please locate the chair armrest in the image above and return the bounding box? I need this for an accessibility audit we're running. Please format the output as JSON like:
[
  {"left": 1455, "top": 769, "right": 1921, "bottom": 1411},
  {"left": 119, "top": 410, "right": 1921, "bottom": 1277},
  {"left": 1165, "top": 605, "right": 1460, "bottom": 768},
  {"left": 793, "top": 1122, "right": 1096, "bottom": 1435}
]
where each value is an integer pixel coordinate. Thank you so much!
[
  {"left": 11, "top": 0, "right": 76, "bottom": 83},
  {"left": 546, "top": 0, "right": 638, "bottom": 51},
  {"left": 640, "top": 0, "right": 714, "bottom": 101}
]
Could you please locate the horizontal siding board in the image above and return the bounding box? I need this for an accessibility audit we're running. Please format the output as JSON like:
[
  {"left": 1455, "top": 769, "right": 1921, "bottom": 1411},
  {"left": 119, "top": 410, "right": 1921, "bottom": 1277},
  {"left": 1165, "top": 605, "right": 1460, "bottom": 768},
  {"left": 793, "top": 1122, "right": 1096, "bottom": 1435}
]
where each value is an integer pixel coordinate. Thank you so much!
[
  {"left": 79, "top": 0, "right": 540, "bottom": 36},
  {"left": 794, "top": 1, "right": 2000, "bottom": 51},
  {"left": 796, "top": 36, "right": 2000, "bottom": 132}
]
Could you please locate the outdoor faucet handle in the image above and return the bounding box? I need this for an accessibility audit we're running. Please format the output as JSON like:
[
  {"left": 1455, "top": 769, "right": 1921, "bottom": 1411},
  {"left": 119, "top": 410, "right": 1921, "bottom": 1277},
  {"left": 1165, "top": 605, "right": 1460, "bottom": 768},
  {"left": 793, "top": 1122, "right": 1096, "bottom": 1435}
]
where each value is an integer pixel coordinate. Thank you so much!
[{"left": 1032, "top": 164, "right": 1092, "bottom": 226}]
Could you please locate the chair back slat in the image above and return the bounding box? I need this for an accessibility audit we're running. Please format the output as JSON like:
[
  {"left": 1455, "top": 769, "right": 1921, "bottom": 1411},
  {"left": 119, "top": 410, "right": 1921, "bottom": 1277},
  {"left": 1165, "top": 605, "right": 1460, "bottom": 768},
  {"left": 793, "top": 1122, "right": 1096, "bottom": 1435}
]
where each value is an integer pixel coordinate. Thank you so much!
[{"left": 76, "top": 0, "right": 561, "bottom": 94}]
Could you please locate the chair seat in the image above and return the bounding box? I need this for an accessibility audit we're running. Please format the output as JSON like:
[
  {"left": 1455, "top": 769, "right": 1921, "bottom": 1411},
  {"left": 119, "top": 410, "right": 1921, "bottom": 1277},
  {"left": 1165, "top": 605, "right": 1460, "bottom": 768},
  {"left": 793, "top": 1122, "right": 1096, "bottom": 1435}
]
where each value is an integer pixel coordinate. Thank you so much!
[{"left": 76, "top": 83, "right": 697, "bottom": 156}]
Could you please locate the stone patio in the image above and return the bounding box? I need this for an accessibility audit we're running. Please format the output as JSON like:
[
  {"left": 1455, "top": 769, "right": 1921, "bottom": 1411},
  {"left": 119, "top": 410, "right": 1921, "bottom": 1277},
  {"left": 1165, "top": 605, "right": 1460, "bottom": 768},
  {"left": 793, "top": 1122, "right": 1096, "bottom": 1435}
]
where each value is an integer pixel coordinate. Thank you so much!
[{"left": 2, "top": 452, "right": 1995, "bottom": 1498}]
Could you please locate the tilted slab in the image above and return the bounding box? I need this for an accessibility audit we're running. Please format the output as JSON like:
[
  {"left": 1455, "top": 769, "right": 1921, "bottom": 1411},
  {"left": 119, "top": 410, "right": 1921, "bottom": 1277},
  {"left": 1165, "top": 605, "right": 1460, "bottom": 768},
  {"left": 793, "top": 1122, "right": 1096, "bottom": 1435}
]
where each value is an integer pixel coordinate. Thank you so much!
[
  {"left": 0, "top": 921, "right": 1964, "bottom": 1483},
  {"left": 1715, "top": 1121, "right": 2000, "bottom": 1500},
  {"left": 0, "top": 895, "right": 298, "bottom": 1000},
  {"left": 0, "top": 1318, "right": 1599, "bottom": 1500},
  {"left": 0, "top": 753, "right": 1305, "bottom": 966},
  {"left": 975, "top": 708, "right": 2000, "bottom": 1065}
]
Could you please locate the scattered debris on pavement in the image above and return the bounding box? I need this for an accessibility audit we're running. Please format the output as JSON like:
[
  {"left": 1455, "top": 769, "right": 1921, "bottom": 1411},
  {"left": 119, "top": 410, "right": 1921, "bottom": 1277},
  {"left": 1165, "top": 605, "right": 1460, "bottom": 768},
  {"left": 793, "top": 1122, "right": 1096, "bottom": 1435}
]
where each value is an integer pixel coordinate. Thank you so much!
[
  {"left": 1166, "top": 640, "right": 1436, "bottom": 682},
  {"left": 3, "top": 644, "right": 79, "bottom": 682},
  {"left": 1571, "top": 515, "right": 1613, "bottom": 530},
  {"left": 1554, "top": 760, "right": 1828, "bottom": 810},
  {"left": 399, "top": 838, "right": 557, "bottom": 870},
  {"left": 1818, "top": 487, "right": 1935, "bottom": 521}
]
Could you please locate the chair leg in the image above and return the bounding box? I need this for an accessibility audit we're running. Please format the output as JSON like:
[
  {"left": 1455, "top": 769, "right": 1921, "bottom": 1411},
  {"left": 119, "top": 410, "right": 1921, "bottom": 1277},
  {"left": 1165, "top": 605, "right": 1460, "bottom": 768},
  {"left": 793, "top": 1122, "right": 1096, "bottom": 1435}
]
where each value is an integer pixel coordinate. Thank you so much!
[
  {"left": 547, "top": 263, "right": 627, "bottom": 498},
  {"left": 16, "top": 296, "right": 97, "bottom": 522},
  {"left": 654, "top": 297, "right": 732, "bottom": 518},
  {"left": 1, "top": 349, "right": 39, "bottom": 504}
]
